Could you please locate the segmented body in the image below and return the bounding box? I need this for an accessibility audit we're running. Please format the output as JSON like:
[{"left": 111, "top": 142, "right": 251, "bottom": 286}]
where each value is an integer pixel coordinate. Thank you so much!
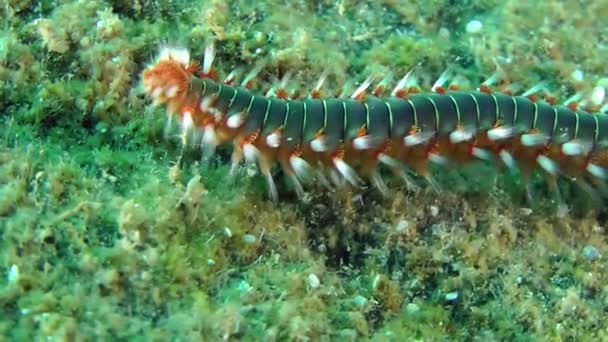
[{"left": 141, "top": 47, "right": 608, "bottom": 201}]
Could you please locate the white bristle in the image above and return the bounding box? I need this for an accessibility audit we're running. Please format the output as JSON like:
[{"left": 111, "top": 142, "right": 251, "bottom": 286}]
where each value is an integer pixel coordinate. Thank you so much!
[
  {"left": 228, "top": 149, "right": 244, "bottom": 178},
  {"left": 227, "top": 114, "right": 244, "bottom": 128},
  {"left": 163, "top": 114, "right": 174, "bottom": 139},
  {"left": 241, "top": 64, "right": 264, "bottom": 88},
  {"left": 499, "top": 150, "right": 517, "bottom": 170},
  {"left": 288, "top": 174, "right": 305, "bottom": 199},
  {"left": 471, "top": 147, "right": 493, "bottom": 161},
  {"left": 313, "top": 71, "right": 328, "bottom": 93},
  {"left": 562, "top": 140, "right": 592, "bottom": 156},
  {"left": 351, "top": 77, "right": 373, "bottom": 99},
  {"left": 243, "top": 143, "right": 259, "bottom": 163},
  {"left": 289, "top": 155, "right": 312, "bottom": 181},
  {"left": 487, "top": 126, "right": 514, "bottom": 141},
  {"left": 265, "top": 131, "right": 282, "bottom": 148},
  {"left": 202, "top": 125, "right": 218, "bottom": 157},
  {"left": 374, "top": 74, "right": 393, "bottom": 95},
  {"left": 391, "top": 68, "right": 416, "bottom": 96},
  {"left": 404, "top": 132, "right": 433, "bottom": 146},
  {"left": 165, "top": 85, "right": 179, "bottom": 98},
  {"left": 264, "top": 172, "right": 278, "bottom": 202},
  {"left": 563, "top": 92, "right": 583, "bottom": 106},
  {"left": 520, "top": 133, "right": 549, "bottom": 147},
  {"left": 182, "top": 110, "right": 194, "bottom": 130},
  {"left": 536, "top": 155, "right": 559, "bottom": 176},
  {"left": 203, "top": 44, "right": 215, "bottom": 74},
  {"left": 431, "top": 68, "right": 453, "bottom": 92},
  {"left": 310, "top": 136, "right": 329, "bottom": 152},
  {"left": 200, "top": 96, "right": 213, "bottom": 112},
  {"left": 333, "top": 158, "right": 362, "bottom": 186},
  {"left": 378, "top": 153, "right": 401, "bottom": 168},
  {"left": 158, "top": 47, "right": 170, "bottom": 61},
  {"left": 522, "top": 81, "right": 547, "bottom": 97},
  {"left": 428, "top": 153, "right": 449, "bottom": 166},
  {"left": 144, "top": 82, "right": 154, "bottom": 93},
  {"left": 265, "top": 87, "right": 277, "bottom": 97},
  {"left": 159, "top": 47, "right": 190, "bottom": 65},
  {"left": 449, "top": 129, "right": 474, "bottom": 143},
  {"left": 328, "top": 169, "right": 343, "bottom": 187},
  {"left": 590, "top": 86, "right": 606, "bottom": 107},
  {"left": 202, "top": 125, "right": 216, "bottom": 144},
  {"left": 224, "top": 70, "right": 239, "bottom": 84},
  {"left": 481, "top": 70, "right": 501, "bottom": 87},
  {"left": 353, "top": 135, "right": 382, "bottom": 150},
  {"left": 151, "top": 87, "right": 164, "bottom": 100},
  {"left": 586, "top": 163, "right": 607, "bottom": 179},
  {"left": 370, "top": 171, "right": 388, "bottom": 196}
]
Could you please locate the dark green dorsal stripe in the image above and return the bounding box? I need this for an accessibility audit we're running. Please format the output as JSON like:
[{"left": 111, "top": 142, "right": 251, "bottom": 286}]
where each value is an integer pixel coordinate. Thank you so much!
[
  {"left": 409, "top": 94, "right": 436, "bottom": 132},
  {"left": 577, "top": 111, "right": 596, "bottom": 143},
  {"left": 302, "top": 99, "right": 324, "bottom": 141},
  {"left": 386, "top": 98, "right": 415, "bottom": 138},
  {"left": 365, "top": 96, "right": 390, "bottom": 140},
  {"left": 470, "top": 91, "right": 497, "bottom": 130},
  {"left": 513, "top": 96, "right": 535, "bottom": 132},
  {"left": 284, "top": 100, "right": 304, "bottom": 148},
  {"left": 425, "top": 93, "right": 457, "bottom": 136},
  {"left": 535, "top": 101, "right": 557, "bottom": 139},
  {"left": 324, "top": 98, "right": 345, "bottom": 148},
  {"left": 554, "top": 106, "right": 577, "bottom": 143},
  {"left": 243, "top": 95, "right": 268, "bottom": 135},
  {"left": 493, "top": 93, "right": 516, "bottom": 126},
  {"left": 344, "top": 99, "right": 367, "bottom": 140},
  {"left": 262, "top": 99, "right": 287, "bottom": 134}
]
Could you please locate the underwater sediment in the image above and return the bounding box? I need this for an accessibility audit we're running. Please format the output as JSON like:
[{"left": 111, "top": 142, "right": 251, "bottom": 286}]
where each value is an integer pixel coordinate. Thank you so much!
[{"left": 1, "top": 0, "right": 608, "bottom": 340}]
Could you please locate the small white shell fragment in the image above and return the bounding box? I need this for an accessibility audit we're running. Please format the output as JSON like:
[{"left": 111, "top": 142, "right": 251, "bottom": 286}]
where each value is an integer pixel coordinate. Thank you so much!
[
  {"left": 406, "top": 303, "right": 420, "bottom": 314},
  {"left": 353, "top": 295, "right": 368, "bottom": 307},
  {"left": 243, "top": 234, "right": 256, "bottom": 244},
  {"left": 571, "top": 69, "right": 584, "bottom": 82},
  {"left": 395, "top": 220, "right": 409, "bottom": 233},
  {"left": 445, "top": 291, "right": 459, "bottom": 301},
  {"left": 238, "top": 280, "right": 253, "bottom": 293},
  {"left": 372, "top": 274, "right": 381, "bottom": 289},
  {"left": 223, "top": 227, "right": 233, "bottom": 238},
  {"left": 307, "top": 274, "right": 321, "bottom": 289},
  {"left": 465, "top": 20, "right": 483, "bottom": 34},
  {"left": 7, "top": 264, "right": 19, "bottom": 285},
  {"left": 429, "top": 206, "right": 439, "bottom": 217}
]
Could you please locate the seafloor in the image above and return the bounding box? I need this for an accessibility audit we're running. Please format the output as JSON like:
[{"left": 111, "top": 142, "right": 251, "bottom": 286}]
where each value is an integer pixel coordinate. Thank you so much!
[{"left": 1, "top": 0, "right": 608, "bottom": 340}]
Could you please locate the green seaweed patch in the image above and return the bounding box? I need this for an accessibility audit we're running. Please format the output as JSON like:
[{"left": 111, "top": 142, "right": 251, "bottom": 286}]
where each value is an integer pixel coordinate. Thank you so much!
[
  {"left": 356, "top": 34, "right": 447, "bottom": 75},
  {"left": 378, "top": 301, "right": 451, "bottom": 339}
]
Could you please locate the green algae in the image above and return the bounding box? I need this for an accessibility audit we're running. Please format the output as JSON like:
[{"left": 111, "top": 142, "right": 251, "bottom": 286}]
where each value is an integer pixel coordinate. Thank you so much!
[{"left": 2, "top": 0, "right": 608, "bottom": 340}]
